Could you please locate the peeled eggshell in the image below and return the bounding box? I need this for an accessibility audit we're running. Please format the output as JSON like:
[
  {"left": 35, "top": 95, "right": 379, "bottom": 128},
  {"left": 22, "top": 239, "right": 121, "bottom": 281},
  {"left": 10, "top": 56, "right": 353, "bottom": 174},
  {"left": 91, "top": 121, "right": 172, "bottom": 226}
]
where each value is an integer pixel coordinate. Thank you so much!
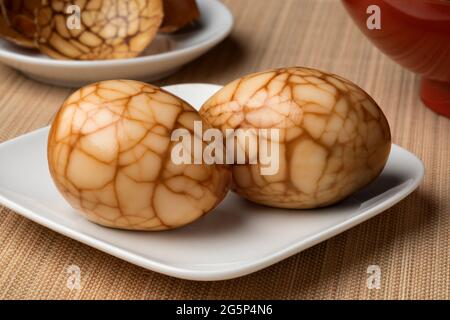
[
  {"left": 159, "top": 0, "right": 200, "bottom": 33},
  {"left": 36, "top": 0, "right": 164, "bottom": 60},
  {"left": 0, "top": 0, "right": 39, "bottom": 48},
  {"left": 48, "top": 80, "right": 231, "bottom": 230},
  {"left": 200, "top": 67, "right": 391, "bottom": 209}
]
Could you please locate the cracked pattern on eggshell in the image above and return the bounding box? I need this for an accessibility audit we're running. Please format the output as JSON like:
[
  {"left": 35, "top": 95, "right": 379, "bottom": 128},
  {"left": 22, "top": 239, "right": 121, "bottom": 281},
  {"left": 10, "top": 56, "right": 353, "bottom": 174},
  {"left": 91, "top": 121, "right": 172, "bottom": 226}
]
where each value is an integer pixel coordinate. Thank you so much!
[
  {"left": 200, "top": 67, "right": 391, "bottom": 209},
  {"left": 48, "top": 80, "right": 231, "bottom": 230},
  {"left": 36, "top": 0, "right": 163, "bottom": 60}
]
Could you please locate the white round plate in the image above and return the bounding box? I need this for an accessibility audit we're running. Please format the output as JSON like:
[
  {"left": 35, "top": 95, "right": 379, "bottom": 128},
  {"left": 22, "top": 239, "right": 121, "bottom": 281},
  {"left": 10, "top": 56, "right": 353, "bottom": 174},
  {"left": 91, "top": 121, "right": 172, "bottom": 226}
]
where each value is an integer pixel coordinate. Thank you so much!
[
  {"left": 0, "top": 0, "right": 233, "bottom": 87},
  {"left": 0, "top": 84, "right": 425, "bottom": 281}
]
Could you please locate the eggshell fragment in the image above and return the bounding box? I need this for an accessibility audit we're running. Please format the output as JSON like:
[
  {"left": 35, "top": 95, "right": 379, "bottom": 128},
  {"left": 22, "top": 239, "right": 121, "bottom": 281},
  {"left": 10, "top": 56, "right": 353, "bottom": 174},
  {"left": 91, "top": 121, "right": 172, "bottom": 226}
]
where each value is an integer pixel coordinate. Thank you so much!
[
  {"left": 200, "top": 67, "right": 391, "bottom": 209},
  {"left": 48, "top": 80, "right": 231, "bottom": 230},
  {"left": 159, "top": 0, "right": 200, "bottom": 33},
  {"left": 0, "top": 0, "right": 39, "bottom": 48}
]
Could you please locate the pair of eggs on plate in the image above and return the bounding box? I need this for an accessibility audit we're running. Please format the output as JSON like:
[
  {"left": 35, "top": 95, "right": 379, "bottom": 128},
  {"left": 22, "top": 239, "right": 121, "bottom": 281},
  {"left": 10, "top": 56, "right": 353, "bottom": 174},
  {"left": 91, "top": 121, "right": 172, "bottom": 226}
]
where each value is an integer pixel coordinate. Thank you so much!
[{"left": 47, "top": 67, "right": 391, "bottom": 231}]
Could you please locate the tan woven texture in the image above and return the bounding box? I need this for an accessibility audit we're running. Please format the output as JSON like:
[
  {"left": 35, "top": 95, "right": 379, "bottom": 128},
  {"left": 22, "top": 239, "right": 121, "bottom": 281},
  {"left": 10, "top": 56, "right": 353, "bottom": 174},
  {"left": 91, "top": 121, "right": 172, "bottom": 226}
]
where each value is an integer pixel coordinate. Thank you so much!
[{"left": 0, "top": 0, "right": 449, "bottom": 299}]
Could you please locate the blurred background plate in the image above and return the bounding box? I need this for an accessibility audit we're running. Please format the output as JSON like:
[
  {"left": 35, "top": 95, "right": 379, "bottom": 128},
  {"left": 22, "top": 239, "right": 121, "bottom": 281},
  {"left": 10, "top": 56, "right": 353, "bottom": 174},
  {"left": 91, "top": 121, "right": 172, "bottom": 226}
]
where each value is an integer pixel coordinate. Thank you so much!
[{"left": 0, "top": 0, "right": 233, "bottom": 87}]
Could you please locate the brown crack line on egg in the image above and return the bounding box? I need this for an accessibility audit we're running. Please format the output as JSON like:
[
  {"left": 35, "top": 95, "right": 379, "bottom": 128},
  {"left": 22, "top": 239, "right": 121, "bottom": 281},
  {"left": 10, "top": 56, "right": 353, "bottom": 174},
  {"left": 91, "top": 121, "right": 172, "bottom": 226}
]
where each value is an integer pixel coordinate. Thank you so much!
[
  {"left": 37, "top": 0, "right": 163, "bottom": 60},
  {"left": 200, "top": 67, "right": 391, "bottom": 208}
]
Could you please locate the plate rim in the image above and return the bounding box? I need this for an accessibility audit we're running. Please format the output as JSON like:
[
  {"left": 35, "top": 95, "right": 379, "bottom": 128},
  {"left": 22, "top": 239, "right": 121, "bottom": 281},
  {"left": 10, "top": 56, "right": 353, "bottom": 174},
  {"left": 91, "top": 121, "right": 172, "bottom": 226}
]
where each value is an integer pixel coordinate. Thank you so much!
[{"left": 0, "top": 0, "right": 234, "bottom": 68}]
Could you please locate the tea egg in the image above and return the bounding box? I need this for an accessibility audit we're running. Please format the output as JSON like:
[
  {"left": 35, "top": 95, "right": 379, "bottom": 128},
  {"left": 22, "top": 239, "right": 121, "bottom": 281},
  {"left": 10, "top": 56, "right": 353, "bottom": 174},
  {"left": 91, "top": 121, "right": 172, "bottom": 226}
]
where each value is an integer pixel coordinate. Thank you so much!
[
  {"left": 200, "top": 67, "right": 391, "bottom": 209},
  {"left": 36, "top": 0, "right": 164, "bottom": 60},
  {"left": 48, "top": 80, "right": 231, "bottom": 230}
]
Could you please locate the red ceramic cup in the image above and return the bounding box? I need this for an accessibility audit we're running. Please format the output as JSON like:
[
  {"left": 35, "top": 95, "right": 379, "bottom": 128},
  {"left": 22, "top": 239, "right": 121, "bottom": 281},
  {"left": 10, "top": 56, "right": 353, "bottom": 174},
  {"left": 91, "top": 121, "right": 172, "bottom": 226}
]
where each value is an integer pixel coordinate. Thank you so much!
[{"left": 342, "top": 0, "right": 450, "bottom": 117}]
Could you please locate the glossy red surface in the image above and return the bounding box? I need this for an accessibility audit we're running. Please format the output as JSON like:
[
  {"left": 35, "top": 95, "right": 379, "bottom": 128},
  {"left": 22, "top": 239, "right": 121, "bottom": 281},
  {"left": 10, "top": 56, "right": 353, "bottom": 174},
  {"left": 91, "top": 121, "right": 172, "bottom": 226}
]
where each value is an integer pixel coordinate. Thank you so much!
[{"left": 342, "top": 0, "right": 450, "bottom": 117}]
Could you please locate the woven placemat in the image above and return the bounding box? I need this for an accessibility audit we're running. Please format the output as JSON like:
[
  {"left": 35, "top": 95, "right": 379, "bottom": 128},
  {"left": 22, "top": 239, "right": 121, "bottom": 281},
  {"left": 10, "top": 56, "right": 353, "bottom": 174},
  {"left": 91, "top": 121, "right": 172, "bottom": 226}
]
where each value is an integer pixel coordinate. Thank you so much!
[{"left": 0, "top": 0, "right": 448, "bottom": 299}]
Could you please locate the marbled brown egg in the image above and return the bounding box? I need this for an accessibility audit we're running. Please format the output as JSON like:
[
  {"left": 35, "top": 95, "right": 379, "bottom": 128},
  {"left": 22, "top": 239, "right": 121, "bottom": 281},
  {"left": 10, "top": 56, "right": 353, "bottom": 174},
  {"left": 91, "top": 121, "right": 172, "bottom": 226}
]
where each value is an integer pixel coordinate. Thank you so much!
[
  {"left": 200, "top": 67, "right": 391, "bottom": 209},
  {"left": 36, "top": 0, "right": 164, "bottom": 60},
  {"left": 48, "top": 80, "right": 231, "bottom": 230}
]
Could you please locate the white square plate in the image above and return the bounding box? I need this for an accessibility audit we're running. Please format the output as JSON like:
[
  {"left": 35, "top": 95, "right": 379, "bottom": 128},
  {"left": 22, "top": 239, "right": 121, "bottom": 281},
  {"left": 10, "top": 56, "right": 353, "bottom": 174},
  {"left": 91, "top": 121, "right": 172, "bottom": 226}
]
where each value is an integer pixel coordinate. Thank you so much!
[{"left": 0, "top": 84, "right": 424, "bottom": 281}]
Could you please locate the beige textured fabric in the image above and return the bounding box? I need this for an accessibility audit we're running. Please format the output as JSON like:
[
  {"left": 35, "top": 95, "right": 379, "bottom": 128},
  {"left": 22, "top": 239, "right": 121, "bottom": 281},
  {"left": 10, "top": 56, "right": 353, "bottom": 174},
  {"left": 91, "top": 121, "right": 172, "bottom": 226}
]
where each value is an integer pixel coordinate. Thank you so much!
[{"left": 0, "top": 0, "right": 448, "bottom": 300}]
